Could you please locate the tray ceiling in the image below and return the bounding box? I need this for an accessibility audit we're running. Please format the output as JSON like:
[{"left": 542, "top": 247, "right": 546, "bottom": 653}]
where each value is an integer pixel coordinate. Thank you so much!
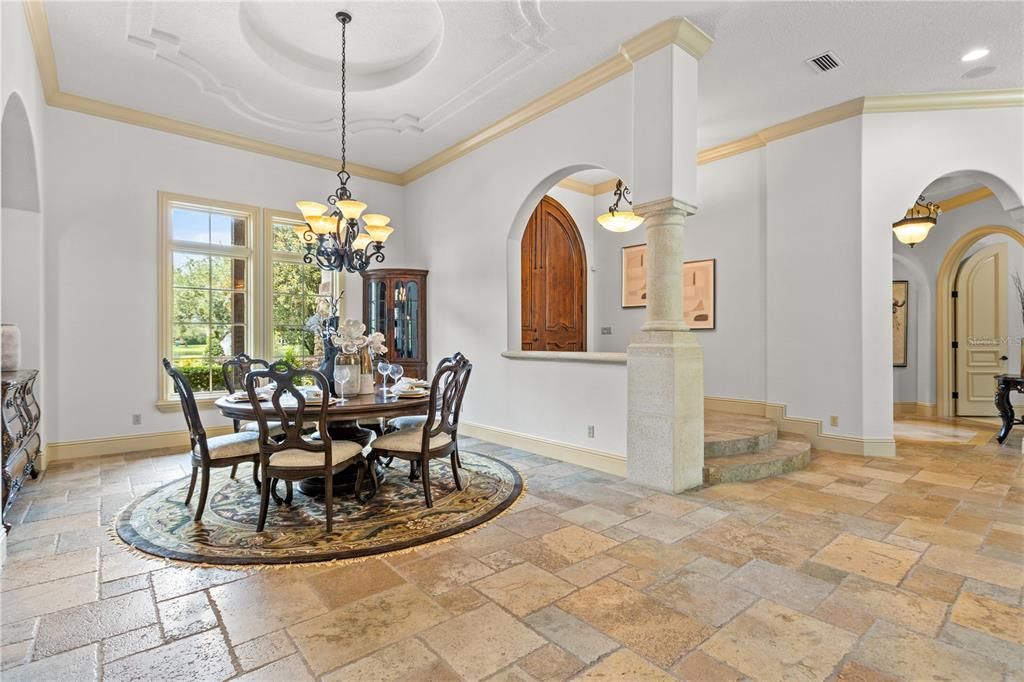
[{"left": 45, "top": 1, "right": 1024, "bottom": 176}]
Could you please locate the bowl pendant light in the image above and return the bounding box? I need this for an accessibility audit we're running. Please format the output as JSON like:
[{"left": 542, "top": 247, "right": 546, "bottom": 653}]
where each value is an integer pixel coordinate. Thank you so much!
[
  {"left": 597, "top": 180, "right": 645, "bottom": 233},
  {"left": 893, "top": 195, "right": 940, "bottom": 248},
  {"left": 294, "top": 11, "right": 395, "bottom": 272}
]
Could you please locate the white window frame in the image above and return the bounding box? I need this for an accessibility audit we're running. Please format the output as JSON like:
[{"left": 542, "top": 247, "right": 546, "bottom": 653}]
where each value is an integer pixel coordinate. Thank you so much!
[
  {"left": 157, "top": 192, "right": 259, "bottom": 411},
  {"left": 261, "top": 208, "right": 341, "bottom": 367}
]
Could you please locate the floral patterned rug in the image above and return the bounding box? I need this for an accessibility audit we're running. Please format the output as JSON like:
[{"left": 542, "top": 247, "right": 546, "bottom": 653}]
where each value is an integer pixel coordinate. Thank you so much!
[{"left": 114, "top": 451, "right": 522, "bottom": 565}]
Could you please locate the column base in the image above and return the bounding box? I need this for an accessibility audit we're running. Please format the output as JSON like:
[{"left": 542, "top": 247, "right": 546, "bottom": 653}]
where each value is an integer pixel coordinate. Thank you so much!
[{"left": 626, "top": 330, "right": 704, "bottom": 493}]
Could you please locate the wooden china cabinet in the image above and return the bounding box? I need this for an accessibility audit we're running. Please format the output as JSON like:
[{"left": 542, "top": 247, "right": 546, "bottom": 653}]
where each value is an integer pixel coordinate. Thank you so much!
[{"left": 361, "top": 269, "right": 428, "bottom": 379}]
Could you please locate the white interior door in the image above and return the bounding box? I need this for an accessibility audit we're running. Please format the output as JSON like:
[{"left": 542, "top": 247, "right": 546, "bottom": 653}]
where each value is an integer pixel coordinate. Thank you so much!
[{"left": 955, "top": 243, "right": 1008, "bottom": 416}]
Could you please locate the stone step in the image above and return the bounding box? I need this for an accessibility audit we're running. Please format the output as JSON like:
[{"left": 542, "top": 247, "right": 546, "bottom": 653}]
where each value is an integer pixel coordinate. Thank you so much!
[
  {"left": 703, "top": 433, "right": 812, "bottom": 485},
  {"left": 704, "top": 411, "right": 778, "bottom": 457}
]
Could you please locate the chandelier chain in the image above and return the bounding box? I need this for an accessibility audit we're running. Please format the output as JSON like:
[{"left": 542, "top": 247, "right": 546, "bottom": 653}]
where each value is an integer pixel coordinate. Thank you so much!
[{"left": 339, "top": 18, "right": 347, "bottom": 174}]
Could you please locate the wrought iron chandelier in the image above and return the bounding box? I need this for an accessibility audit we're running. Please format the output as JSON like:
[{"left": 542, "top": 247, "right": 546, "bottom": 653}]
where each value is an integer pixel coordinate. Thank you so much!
[
  {"left": 596, "top": 180, "right": 645, "bottom": 233},
  {"left": 892, "top": 195, "right": 940, "bottom": 248},
  {"left": 296, "top": 11, "right": 393, "bottom": 272}
]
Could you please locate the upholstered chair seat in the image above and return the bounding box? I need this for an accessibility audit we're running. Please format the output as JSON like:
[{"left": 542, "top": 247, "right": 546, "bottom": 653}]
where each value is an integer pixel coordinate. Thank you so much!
[
  {"left": 372, "top": 427, "right": 451, "bottom": 453},
  {"left": 270, "top": 440, "right": 363, "bottom": 468},
  {"left": 196, "top": 431, "right": 261, "bottom": 460}
]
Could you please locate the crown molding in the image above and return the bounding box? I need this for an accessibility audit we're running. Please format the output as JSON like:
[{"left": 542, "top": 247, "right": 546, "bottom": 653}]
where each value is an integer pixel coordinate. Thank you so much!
[
  {"left": 399, "top": 17, "right": 711, "bottom": 184},
  {"left": 21, "top": 2, "right": 1024, "bottom": 187},
  {"left": 862, "top": 88, "right": 1024, "bottom": 113},
  {"left": 555, "top": 177, "right": 597, "bottom": 195},
  {"left": 938, "top": 186, "right": 994, "bottom": 212}
]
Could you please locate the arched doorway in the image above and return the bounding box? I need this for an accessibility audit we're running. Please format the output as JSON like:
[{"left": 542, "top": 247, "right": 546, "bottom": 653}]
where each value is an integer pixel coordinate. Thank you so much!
[
  {"left": 936, "top": 225, "right": 1024, "bottom": 417},
  {"left": 521, "top": 195, "right": 587, "bottom": 351},
  {"left": 1, "top": 93, "right": 40, "bottom": 211}
]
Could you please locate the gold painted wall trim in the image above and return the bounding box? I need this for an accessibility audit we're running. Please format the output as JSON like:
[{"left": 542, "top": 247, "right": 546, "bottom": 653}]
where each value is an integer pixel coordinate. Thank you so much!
[
  {"left": 555, "top": 177, "right": 623, "bottom": 196},
  {"left": 706, "top": 397, "right": 897, "bottom": 457},
  {"left": 455, "top": 423, "right": 627, "bottom": 476},
  {"left": 863, "top": 88, "right": 1024, "bottom": 113},
  {"left": 938, "top": 187, "right": 994, "bottom": 213},
  {"left": 43, "top": 425, "right": 233, "bottom": 464}
]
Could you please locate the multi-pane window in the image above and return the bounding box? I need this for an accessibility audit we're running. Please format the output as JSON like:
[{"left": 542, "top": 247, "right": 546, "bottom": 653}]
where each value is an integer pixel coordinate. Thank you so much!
[
  {"left": 267, "top": 215, "right": 334, "bottom": 369},
  {"left": 160, "top": 194, "right": 254, "bottom": 401}
]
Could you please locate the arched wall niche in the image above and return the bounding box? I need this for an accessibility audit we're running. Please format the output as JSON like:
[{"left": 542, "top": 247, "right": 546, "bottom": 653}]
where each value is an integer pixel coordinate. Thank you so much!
[
  {"left": 1, "top": 92, "right": 41, "bottom": 212},
  {"left": 505, "top": 163, "right": 631, "bottom": 352}
]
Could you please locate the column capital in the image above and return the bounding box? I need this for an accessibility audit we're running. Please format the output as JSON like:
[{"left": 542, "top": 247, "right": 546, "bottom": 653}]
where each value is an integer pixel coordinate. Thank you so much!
[{"left": 634, "top": 197, "right": 698, "bottom": 218}]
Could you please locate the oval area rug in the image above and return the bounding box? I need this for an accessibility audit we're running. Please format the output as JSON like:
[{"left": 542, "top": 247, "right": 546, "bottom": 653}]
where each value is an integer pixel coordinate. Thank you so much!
[{"left": 114, "top": 451, "right": 522, "bottom": 565}]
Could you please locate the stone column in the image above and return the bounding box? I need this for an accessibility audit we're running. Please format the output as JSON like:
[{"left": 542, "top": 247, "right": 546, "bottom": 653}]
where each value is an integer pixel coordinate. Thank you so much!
[
  {"left": 625, "top": 34, "right": 708, "bottom": 493},
  {"left": 626, "top": 199, "right": 704, "bottom": 493}
]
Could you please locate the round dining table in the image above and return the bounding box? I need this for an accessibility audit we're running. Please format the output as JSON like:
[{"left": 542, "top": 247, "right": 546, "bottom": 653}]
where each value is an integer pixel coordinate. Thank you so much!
[{"left": 214, "top": 391, "right": 430, "bottom": 497}]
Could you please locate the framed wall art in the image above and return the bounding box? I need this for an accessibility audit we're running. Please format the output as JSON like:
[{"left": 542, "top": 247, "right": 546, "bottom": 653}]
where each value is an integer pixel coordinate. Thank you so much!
[
  {"left": 893, "top": 280, "right": 909, "bottom": 367},
  {"left": 620, "top": 245, "right": 716, "bottom": 329}
]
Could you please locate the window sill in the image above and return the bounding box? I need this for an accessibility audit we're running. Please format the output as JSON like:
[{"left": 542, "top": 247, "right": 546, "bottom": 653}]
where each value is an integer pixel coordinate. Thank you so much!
[
  {"left": 500, "top": 351, "right": 627, "bottom": 365},
  {"left": 156, "top": 396, "right": 226, "bottom": 413}
]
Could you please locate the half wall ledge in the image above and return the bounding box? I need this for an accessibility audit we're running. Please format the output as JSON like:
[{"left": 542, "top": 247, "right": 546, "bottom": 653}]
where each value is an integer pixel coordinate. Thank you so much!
[{"left": 501, "top": 351, "right": 627, "bottom": 364}]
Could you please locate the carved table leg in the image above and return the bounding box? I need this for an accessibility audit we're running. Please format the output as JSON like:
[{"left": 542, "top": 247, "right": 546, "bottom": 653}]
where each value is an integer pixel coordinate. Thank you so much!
[{"left": 996, "top": 380, "right": 1015, "bottom": 444}]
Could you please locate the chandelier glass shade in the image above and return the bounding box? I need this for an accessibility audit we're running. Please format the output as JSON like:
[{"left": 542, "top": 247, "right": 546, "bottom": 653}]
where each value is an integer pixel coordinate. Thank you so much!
[
  {"left": 296, "top": 12, "right": 393, "bottom": 273},
  {"left": 597, "top": 180, "right": 644, "bottom": 233},
  {"left": 893, "top": 195, "right": 940, "bottom": 248}
]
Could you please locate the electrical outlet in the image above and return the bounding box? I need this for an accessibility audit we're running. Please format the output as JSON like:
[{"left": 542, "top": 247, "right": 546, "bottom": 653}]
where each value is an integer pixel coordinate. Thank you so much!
[
  {"left": 600, "top": 327, "right": 612, "bottom": 335},
  {"left": 132, "top": 413, "right": 142, "bottom": 426},
  {"left": 830, "top": 415, "right": 839, "bottom": 427},
  {"left": 586, "top": 425, "right": 595, "bottom": 438}
]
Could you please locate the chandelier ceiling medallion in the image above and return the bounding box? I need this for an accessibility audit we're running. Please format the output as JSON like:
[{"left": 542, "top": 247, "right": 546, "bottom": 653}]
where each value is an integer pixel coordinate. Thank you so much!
[
  {"left": 893, "top": 195, "right": 940, "bottom": 248},
  {"left": 296, "top": 11, "right": 393, "bottom": 272},
  {"left": 596, "top": 180, "right": 645, "bottom": 233}
]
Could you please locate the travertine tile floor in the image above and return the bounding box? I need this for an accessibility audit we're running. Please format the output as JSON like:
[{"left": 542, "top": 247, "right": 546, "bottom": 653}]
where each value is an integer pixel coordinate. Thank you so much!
[{"left": 1, "top": 431, "right": 1022, "bottom": 681}]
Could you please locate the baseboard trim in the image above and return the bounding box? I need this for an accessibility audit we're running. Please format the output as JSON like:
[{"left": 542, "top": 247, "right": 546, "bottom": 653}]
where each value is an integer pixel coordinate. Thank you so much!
[
  {"left": 707, "top": 397, "right": 897, "bottom": 457},
  {"left": 461, "top": 422, "right": 626, "bottom": 477},
  {"left": 43, "top": 426, "right": 233, "bottom": 464},
  {"left": 894, "top": 402, "right": 938, "bottom": 418}
]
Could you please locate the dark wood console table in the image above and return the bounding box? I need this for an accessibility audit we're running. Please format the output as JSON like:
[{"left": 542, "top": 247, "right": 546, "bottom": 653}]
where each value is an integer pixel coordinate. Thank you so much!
[
  {"left": 995, "top": 374, "right": 1024, "bottom": 444},
  {"left": 3, "top": 370, "right": 41, "bottom": 530}
]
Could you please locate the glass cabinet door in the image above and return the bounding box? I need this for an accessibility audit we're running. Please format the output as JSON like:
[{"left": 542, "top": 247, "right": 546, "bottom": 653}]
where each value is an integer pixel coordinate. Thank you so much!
[
  {"left": 393, "top": 279, "right": 420, "bottom": 360},
  {"left": 367, "top": 280, "right": 387, "bottom": 337}
]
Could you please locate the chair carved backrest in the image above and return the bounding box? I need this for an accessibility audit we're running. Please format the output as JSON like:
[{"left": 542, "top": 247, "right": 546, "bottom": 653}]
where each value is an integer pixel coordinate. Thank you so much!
[
  {"left": 422, "top": 355, "right": 472, "bottom": 450},
  {"left": 162, "top": 358, "right": 208, "bottom": 459},
  {"left": 245, "top": 362, "right": 332, "bottom": 462},
  {"left": 222, "top": 353, "right": 271, "bottom": 394}
]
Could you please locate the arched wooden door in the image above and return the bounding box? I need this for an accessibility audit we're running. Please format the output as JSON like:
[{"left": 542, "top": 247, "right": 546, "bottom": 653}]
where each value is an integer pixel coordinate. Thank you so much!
[{"left": 521, "top": 195, "right": 587, "bottom": 351}]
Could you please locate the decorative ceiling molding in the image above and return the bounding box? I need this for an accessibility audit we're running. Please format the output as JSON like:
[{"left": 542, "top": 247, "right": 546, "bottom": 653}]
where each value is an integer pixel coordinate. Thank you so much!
[
  {"left": 938, "top": 187, "right": 994, "bottom": 212},
  {"left": 126, "top": 3, "right": 336, "bottom": 134},
  {"left": 22, "top": 2, "right": 1024, "bottom": 188}
]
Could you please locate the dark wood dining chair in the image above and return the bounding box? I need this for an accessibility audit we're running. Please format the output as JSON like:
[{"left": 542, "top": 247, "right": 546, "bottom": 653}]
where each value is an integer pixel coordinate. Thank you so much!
[
  {"left": 387, "top": 352, "right": 465, "bottom": 474},
  {"left": 369, "top": 354, "right": 472, "bottom": 507},
  {"left": 246, "top": 362, "right": 368, "bottom": 533},
  {"left": 163, "top": 358, "right": 262, "bottom": 522},
  {"left": 221, "top": 353, "right": 282, "bottom": 481}
]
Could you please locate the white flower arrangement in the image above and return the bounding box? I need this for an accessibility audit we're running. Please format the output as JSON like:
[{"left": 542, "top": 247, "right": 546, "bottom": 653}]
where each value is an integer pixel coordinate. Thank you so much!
[{"left": 330, "top": 319, "right": 387, "bottom": 356}]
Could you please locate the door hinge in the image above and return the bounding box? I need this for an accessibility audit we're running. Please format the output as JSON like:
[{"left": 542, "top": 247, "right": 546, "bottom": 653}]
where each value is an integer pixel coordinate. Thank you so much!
[
  {"left": 951, "top": 290, "right": 959, "bottom": 299},
  {"left": 952, "top": 341, "right": 959, "bottom": 349},
  {"left": 952, "top": 391, "right": 959, "bottom": 400}
]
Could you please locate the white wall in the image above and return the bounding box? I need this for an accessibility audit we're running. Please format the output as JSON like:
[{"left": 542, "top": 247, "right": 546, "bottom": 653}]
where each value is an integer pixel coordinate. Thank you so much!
[
  {"left": 403, "top": 74, "right": 633, "bottom": 455},
  {"left": 766, "top": 118, "right": 866, "bottom": 437},
  {"left": 893, "top": 197, "right": 1024, "bottom": 406},
  {"left": 43, "top": 107, "right": 406, "bottom": 444},
  {"left": 2, "top": 1, "right": 48, "bottom": 446},
  {"left": 863, "top": 107, "right": 1024, "bottom": 432}
]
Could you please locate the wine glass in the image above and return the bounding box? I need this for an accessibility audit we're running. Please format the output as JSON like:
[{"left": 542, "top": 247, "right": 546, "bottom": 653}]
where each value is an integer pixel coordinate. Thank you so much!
[
  {"left": 388, "top": 364, "right": 404, "bottom": 393},
  {"left": 334, "top": 365, "right": 351, "bottom": 404},
  {"left": 377, "top": 361, "right": 392, "bottom": 394}
]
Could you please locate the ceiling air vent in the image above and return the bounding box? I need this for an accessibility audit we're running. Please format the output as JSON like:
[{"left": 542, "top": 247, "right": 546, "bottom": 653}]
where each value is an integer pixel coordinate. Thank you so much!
[{"left": 806, "top": 51, "right": 842, "bottom": 74}]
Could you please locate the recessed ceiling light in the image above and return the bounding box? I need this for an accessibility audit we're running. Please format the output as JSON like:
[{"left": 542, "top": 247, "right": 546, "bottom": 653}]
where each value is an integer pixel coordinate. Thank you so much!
[{"left": 961, "top": 48, "right": 990, "bottom": 62}]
